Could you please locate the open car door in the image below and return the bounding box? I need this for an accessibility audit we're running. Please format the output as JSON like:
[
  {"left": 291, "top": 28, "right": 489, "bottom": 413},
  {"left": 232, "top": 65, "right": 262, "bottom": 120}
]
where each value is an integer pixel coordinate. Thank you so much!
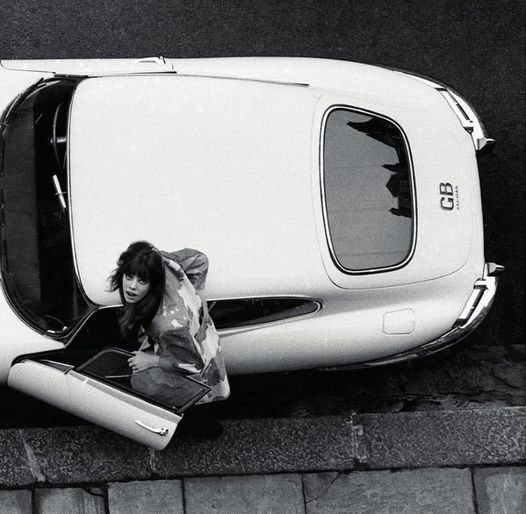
[{"left": 7, "top": 348, "right": 209, "bottom": 450}]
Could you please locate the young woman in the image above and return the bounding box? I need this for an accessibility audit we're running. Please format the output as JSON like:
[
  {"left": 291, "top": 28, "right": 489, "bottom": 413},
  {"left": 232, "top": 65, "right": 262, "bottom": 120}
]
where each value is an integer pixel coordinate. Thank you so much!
[{"left": 109, "top": 241, "right": 230, "bottom": 435}]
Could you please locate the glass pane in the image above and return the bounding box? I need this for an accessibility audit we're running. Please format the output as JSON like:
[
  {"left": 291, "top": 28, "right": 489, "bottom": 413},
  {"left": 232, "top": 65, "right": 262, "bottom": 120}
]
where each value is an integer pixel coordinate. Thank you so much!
[
  {"left": 76, "top": 348, "right": 210, "bottom": 414},
  {"left": 323, "top": 109, "right": 414, "bottom": 271},
  {"left": 1, "top": 79, "right": 90, "bottom": 333},
  {"left": 209, "top": 298, "right": 319, "bottom": 329}
]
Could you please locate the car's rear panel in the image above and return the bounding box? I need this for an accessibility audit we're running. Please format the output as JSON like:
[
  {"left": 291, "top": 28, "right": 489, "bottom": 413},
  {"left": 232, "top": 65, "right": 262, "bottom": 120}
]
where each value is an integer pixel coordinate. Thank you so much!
[
  {"left": 67, "top": 69, "right": 486, "bottom": 338},
  {"left": 0, "top": 57, "right": 495, "bottom": 377},
  {"left": 313, "top": 90, "right": 484, "bottom": 292}
]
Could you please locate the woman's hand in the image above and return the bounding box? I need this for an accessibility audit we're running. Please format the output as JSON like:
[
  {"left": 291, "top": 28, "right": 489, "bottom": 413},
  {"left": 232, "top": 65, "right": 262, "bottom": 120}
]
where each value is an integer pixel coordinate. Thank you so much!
[{"left": 128, "top": 351, "right": 160, "bottom": 372}]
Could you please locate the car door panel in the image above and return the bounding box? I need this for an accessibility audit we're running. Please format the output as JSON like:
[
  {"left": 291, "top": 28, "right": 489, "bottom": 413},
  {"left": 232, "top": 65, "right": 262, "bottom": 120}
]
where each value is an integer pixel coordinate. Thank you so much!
[{"left": 8, "top": 359, "right": 181, "bottom": 450}]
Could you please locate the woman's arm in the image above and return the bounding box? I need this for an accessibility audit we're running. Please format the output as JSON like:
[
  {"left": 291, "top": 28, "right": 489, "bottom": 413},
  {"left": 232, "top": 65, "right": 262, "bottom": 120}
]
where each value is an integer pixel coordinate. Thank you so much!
[
  {"left": 156, "top": 327, "right": 205, "bottom": 374},
  {"left": 163, "top": 248, "right": 209, "bottom": 290}
]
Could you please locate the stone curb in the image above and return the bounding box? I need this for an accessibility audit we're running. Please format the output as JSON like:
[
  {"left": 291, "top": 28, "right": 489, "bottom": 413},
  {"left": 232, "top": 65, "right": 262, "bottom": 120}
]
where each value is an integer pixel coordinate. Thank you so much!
[{"left": 1, "top": 407, "right": 524, "bottom": 488}]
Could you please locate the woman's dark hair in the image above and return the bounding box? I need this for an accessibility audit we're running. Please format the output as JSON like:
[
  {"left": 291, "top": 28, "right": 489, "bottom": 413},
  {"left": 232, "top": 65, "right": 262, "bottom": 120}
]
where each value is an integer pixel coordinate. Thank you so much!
[{"left": 109, "top": 241, "right": 165, "bottom": 340}]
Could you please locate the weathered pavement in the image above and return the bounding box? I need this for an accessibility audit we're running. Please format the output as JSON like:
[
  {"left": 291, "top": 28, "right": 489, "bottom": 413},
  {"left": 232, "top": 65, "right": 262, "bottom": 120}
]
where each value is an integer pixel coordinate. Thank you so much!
[
  {"left": 1, "top": 407, "right": 525, "bottom": 513},
  {"left": 2, "top": 467, "right": 525, "bottom": 513}
]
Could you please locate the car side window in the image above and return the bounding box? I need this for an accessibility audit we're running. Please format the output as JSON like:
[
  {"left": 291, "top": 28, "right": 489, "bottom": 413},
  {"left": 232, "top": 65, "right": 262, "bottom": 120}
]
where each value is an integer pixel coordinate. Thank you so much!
[{"left": 208, "top": 298, "right": 320, "bottom": 329}]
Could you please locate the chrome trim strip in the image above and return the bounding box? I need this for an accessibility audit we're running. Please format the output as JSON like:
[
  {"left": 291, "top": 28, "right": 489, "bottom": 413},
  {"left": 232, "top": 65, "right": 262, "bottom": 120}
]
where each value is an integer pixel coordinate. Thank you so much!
[
  {"left": 83, "top": 71, "right": 309, "bottom": 87},
  {"left": 437, "top": 88, "right": 475, "bottom": 132},
  {"left": 172, "top": 73, "right": 309, "bottom": 88},
  {"left": 454, "top": 278, "right": 487, "bottom": 326},
  {"left": 436, "top": 87, "right": 492, "bottom": 152},
  {"left": 66, "top": 84, "right": 92, "bottom": 306},
  {"left": 135, "top": 56, "right": 168, "bottom": 65},
  {"left": 389, "top": 67, "right": 494, "bottom": 153},
  {"left": 319, "top": 105, "right": 417, "bottom": 275},
  {"left": 487, "top": 263, "right": 505, "bottom": 276}
]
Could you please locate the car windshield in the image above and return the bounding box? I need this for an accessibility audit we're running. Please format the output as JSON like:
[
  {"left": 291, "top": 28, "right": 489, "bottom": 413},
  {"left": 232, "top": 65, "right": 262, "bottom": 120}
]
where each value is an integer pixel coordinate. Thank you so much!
[
  {"left": 0, "top": 78, "right": 90, "bottom": 334},
  {"left": 322, "top": 108, "right": 415, "bottom": 272}
]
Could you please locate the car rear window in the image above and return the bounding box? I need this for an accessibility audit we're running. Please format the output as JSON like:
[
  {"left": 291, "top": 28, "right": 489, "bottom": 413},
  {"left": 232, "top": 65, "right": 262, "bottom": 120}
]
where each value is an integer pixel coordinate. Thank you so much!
[{"left": 322, "top": 107, "right": 415, "bottom": 272}]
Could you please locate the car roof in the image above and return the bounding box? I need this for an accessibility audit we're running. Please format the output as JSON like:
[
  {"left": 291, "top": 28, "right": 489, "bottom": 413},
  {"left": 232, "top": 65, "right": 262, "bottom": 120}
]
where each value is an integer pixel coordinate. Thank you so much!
[{"left": 68, "top": 75, "right": 331, "bottom": 305}]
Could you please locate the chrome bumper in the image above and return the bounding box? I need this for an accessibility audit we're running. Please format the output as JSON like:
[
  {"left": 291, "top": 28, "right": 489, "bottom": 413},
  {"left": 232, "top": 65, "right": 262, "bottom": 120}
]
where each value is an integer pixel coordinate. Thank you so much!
[
  {"left": 321, "top": 262, "right": 503, "bottom": 371},
  {"left": 391, "top": 68, "right": 495, "bottom": 154},
  {"left": 436, "top": 87, "right": 495, "bottom": 154}
]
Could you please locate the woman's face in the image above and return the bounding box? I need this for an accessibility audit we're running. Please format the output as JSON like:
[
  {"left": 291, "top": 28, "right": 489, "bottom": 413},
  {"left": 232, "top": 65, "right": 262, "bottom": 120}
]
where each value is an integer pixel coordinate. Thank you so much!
[{"left": 122, "top": 273, "right": 150, "bottom": 304}]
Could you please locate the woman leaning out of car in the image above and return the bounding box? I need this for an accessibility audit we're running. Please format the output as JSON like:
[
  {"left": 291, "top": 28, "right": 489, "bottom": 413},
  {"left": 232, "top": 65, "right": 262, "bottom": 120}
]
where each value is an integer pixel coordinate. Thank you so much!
[{"left": 109, "top": 241, "right": 230, "bottom": 437}]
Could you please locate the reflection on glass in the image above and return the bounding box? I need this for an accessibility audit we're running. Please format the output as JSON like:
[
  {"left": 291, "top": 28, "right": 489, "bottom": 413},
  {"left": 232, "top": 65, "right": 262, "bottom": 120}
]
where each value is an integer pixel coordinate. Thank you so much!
[
  {"left": 323, "top": 109, "right": 414, "bottom": 271},
  {"left": 209, "top": 298, "right": 319, "bottom": 329},
  {"left": 76, "top": 348, "right": 210, "bottom": 413}
]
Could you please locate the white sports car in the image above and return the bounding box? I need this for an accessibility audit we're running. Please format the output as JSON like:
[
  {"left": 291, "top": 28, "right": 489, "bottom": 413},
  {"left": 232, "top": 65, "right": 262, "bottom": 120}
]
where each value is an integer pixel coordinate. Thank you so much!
[{"left": 0, "top": 57, "right": 503, "bottom": 448}]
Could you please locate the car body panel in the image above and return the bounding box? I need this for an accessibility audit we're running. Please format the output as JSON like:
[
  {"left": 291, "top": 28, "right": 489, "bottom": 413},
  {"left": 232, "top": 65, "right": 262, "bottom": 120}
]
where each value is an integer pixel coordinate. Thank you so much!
[
  {"left": 0, "top": 291, "right": 64, "bottom": 383},
  {"left": 68, "top": 70, "right": 480, "bottom": 303},
  {"left": 313, "top": 93, "right": 480, "bottom": 290},
  {"left": 68, "top": 75, "right": 327, "bottom": 305},
  {"left": 0, "top": 57, "right": 500, "bottom": 447},
  {"left": 218, "top": 267, "right": 479, "bottom": 373},
  {"left": 8, "top": 359, "right": 180, "bottom": 449}
]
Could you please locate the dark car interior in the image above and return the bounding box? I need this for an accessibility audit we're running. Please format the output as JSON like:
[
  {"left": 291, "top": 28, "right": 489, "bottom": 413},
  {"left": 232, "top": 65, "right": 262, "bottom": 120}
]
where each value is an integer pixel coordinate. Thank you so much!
[
  {"left": 1, "top": 78, "right": 89, "bottom": 335},
  {"left": 13, "top": 307, "right": 209, "bottom": 414}
]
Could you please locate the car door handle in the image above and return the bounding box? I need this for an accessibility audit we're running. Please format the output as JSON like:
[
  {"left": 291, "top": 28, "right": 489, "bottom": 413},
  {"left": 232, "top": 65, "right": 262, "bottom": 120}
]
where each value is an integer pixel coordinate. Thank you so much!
[{"left": 134, "top": 419, "right": 169, "bottom": 436}]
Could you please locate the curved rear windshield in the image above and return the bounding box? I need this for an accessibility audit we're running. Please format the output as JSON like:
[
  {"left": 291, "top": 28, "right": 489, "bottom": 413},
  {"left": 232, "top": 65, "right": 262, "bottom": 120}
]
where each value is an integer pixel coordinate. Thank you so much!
[
  {"left": 322, "top": 108, "right": 415, "bottom": 272},
  {"left": 0, "top": 78, "right": 90, "bottom": 335}
]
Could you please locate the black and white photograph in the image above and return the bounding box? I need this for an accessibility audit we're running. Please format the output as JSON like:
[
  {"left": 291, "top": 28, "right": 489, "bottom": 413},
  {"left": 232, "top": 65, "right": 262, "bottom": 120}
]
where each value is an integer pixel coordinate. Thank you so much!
[{"left": 0, "top": 1, "right": 524, "bottom": 512}]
